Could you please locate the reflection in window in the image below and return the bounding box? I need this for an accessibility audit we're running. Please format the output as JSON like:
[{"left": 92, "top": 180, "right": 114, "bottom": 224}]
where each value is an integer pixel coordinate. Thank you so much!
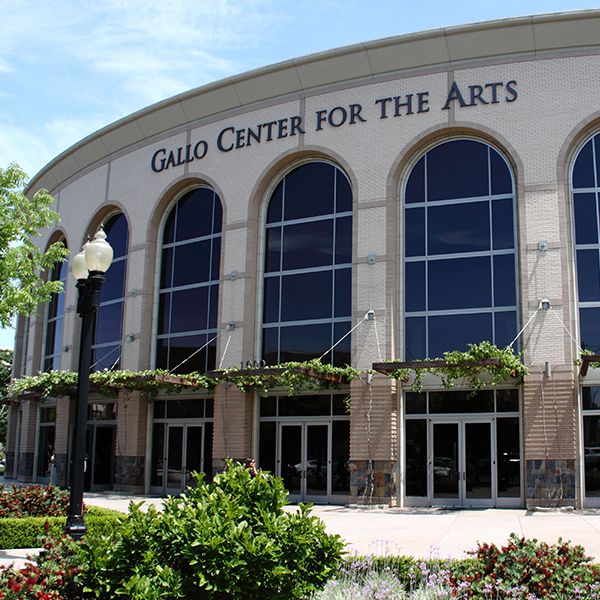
[
  {"left": 91, "top": 216, "right": 129, "bottom": 371},
  {"left": 43, "top": 250, "right": 68, "bottom": 371},
  {"left": 262, "top": 162, "right": 352, "bottom": 366},
  {"left": 157, "top": 188, "right": 222, "bottom": 373},
  {"left": 573, "top": 134, "right": 600, "bottom": 352},
  {"left": 404, "top": 139, "right": 517, "bottom": 359}
]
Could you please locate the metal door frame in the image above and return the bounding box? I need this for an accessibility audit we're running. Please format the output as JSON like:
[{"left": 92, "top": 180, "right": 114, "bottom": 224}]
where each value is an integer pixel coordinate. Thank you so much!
[
  {"left": 164, "top": 422, "right": 205, "bottom": 495},
  {"left": 429, "top": 416, "right": 496, "bottom": 507},
  {"left": 277, "top": 420, "right": 331, "bottom": 503}
]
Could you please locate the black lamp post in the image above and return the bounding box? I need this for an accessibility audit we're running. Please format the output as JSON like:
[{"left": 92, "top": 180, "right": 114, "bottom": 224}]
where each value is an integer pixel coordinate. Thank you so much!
[{"left": 65, "top": 227, "right": 113, "bottom": 540}]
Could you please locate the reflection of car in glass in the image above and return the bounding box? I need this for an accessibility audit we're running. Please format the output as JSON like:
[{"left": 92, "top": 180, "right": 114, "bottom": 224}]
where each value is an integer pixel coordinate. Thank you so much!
[
  {"left": 433, "top": 457, "right": 453, "bottom": 478},
  {"left": 295, "top": 460, "right": 324, "bottom": 473}
]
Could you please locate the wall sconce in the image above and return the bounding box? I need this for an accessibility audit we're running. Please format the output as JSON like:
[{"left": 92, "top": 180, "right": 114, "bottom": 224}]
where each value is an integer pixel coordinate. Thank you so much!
[
  {"left": 125, "top": 334, "right": 135, "bottom": 343},
  {"left": 539, "top": 298, "right": 551, "bottom": 310}
]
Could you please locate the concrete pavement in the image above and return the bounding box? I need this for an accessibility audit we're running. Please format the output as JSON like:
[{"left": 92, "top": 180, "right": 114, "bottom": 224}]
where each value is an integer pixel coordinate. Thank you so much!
[{"left": 2, "top": 492, "right": 600, "bottom": 569}]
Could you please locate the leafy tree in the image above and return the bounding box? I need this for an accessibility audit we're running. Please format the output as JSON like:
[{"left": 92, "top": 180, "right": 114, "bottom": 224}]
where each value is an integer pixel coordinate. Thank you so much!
[
  {"left": 0, "top": 348, "right": 12, "bottom": 457},
  {"left": 0, "top": 163, "right": 68, "bottom": 328}
]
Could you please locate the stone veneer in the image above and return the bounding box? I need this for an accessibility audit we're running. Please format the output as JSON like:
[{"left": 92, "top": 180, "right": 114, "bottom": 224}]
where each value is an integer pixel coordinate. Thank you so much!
[
  {"left": 113, "top": 455, "right": 145, "bottom": 492},
  {"left": 17, "top": 452, "right": 34, "bottom": 480},
  {"left": 348, "top": 459, "right": 397, "bottom": 505}
]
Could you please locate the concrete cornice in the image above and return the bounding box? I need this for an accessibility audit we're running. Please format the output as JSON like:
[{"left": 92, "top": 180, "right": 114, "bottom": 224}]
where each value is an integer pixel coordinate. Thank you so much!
[{"left": 28, "top": 10, "right": 600, "bottom": 194}]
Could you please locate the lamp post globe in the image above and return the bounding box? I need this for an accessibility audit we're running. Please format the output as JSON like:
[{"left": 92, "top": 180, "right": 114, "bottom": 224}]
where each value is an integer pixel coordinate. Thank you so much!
[{"left": 65, "top": 227, "right": 113, "bottom": 540}]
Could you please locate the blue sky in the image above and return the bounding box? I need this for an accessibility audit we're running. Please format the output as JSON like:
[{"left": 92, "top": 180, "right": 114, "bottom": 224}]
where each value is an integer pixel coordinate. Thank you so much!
[{"left": 0, "top": 0, "right": 597, "bottom": 350}]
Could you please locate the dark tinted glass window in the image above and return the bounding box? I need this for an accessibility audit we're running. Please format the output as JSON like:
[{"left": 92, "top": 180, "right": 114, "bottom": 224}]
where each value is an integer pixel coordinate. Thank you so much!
[
  {"left": 405, "top": 207, "right": 425, "bottom": 257},
  {"left": 429, "top": 313, "right": 493, "bottom": 357},
  {"left": 581, "top": 307, "right": 600, "bottom": 353},
  {"left": 429, "top": 390, "right": 494, "bottom": 413},
  {"left": 405, "top": 419, "right": 427, "bottom": 496},
  {"left": 573, "top": 194, "right": 598, "bottom": 244},
  {"left": 428, "top": 257, "right": 491, "bottom": 310},
  {"left": 496, "top": 388, "right": 519, "bottom": 411},
  {"left": 427, "top": 140, "right": 489, "bottom": 201},
  {"left": 582, "top": 387, "right": 600, "bottom": 411},
  {"left": 573, "top": 134, "right": 600, "bottom": 359},
  {"left": 577, "top": 250, "right": 600, "bottom": 302},
  {"left": 92, "top": 214, "right": 128, "bottom": 372},
  {"left": 44, "top": 251, "right": 68, "bottom": 371},
  {"left": 573, "top": 139, "right": 595, "bottom": 189},
  {"left": 284, "top": 162, "right": 335, "bottom": 220},
  {"left": 405, "top": 393, "right": 426, "bottom": 414},
  {"left": 428, "top": 202, "right": 490, "bottom": 255},
  {"left": 405, "top": 157, "right": 425, "bottom": 204},
  {"left": 405, "top": 140, "right": 517, "bottom": 359},
  {"left": 263, "top": 162, "right": 352, "bottom": 366},
  {"left": 157, "top": 188, "right": 222, "bottom": 373}
]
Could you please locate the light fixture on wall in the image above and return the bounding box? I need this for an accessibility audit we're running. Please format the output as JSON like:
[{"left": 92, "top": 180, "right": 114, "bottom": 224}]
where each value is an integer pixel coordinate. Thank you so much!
[
  {"left": 66, "top": 227, "right": 113, "bottom": 540},
  {"left": 539, "top": 298, "right": 551, "bottom": 310}
]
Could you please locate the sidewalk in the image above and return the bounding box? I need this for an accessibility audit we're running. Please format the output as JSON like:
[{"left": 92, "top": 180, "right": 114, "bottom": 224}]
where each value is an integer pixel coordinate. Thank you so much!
[{"left": 2, "top": 492, "right": 600, "bottom": 568}]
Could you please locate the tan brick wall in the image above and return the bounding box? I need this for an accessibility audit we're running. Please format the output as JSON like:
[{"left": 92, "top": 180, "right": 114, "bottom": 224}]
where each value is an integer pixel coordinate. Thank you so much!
[
  {"left": 53, "top": 396, "right": 73, "bottom": 455},
  {"left": 116, "top": 391, "right": 148, "bottom": 457},
  {"left": 350, "top": 375, "right": 397, "bottom": 461},
  {"left": 212, "top": 383, "right": 253, "bottom": 460}
]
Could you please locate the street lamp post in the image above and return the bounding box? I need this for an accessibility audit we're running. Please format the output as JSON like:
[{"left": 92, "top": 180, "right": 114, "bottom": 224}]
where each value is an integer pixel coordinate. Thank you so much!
[{"left": 65, "top": 227, "right": 113, "bottom": 540}]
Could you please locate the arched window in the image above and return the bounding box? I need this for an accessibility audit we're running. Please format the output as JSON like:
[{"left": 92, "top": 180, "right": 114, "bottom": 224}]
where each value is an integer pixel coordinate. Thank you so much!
[
  {"left": 572, "top": 132, "right": 600, "bottom": 352},
  {"left": 404, "top": 139, "right": 517, "bottom": 359},
  {"left": 262, "top": 161, "right": 352, "bottom": 366},
  {"left": 156, "top": 187, "right": 222, "bottom": 373},
  {"left": 43, "top": 247, "right": 68, "bottom": 371},
  {"left": 91, "top": 213, "right": 129, "bottom": 371}
]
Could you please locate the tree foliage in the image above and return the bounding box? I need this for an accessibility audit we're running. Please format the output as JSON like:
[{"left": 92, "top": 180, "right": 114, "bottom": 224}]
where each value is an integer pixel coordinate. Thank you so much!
[
  {"left": 0, "top": 348, "right": 11, "bottom": 452},
  {"left": 0, "top": 163, "right": 68, "bottom": 328}
]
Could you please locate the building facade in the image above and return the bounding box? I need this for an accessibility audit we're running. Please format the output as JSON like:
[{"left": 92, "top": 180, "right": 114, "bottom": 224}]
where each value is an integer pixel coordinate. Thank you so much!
[{"left": 6, "top": 10, "right": 600, "bottom": 508}]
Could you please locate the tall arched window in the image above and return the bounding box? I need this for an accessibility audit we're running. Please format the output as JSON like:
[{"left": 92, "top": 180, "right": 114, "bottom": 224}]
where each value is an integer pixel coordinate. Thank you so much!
[
  {"left": 91, "top": 213, "right": 129, "bottom": 371},
  {"left": 157, "top": 187, "right": 222, "bottom": 373},
  {"left": 573, "top": 132, "right": 600, "bottom": 352},
  {"left": 262, "top": 161, "right": 352, "bottom": 366},
  {"left": 43, "top": 249, "right": 68, "bottom": 371},
  {"left": 404, "top": 139, "right": 517, "bottom": 359}
]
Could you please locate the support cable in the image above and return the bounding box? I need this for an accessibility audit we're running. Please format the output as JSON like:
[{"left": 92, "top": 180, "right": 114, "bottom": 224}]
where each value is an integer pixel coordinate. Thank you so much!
[
  {"left": 218, "top": 333, "right": 233, "bottom": 369},
  {"left": 508, "top": 306, "right": 540, "bottom": 349},
  {"left": 317, "top": 311, "right": 372, "bottom": 362},
  {"left": 169, "top": 331, "right": 221, "bottom": 374}
]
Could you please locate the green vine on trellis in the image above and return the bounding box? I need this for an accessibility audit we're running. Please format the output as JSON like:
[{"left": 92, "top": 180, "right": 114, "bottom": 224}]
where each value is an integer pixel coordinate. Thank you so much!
[
  {"left": 9, "top": 369, "right": 216, "bottom": 398},
  {"left": 217, "top": 359, "right": 362, "bottom": 396},
  {"left": 9, "top": 360, "right": 361, "bottom": 399},
  {"left": 385, "top": 342, "right": 527, "bottom": 393}
]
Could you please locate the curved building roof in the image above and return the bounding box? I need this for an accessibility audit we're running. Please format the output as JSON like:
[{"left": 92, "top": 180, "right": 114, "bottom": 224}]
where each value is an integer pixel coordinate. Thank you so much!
[{"left": 29, "top": 9, "right": 600, "bottom": 194}]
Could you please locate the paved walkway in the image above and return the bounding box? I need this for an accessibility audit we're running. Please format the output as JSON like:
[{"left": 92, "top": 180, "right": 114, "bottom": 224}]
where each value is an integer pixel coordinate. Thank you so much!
[{"left": 2, "top": 493, "right": 600, "bottom": 569}]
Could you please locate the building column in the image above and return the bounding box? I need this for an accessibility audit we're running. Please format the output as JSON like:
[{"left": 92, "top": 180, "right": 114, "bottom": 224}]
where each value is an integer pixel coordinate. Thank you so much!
[
  {"left": 348, "top": 374, "right": 397, "bottom": 506},
  {"left": 4, "top": 402, "right": 19, "bottom": 479},
  {"left": 212, "top": 383, "right": 253, "bottom": 472},
  {"left": 523, "top": 367, "right": 578, "bottom": 508},
  {"left": 17, "top": 396, "right": 39, "bottom": 481},
  {"left": 114, "top": 390, "right": 148, "bottom": 492},
  {"left": 52, "top": 395, "right": 73, "bottom": 487}
]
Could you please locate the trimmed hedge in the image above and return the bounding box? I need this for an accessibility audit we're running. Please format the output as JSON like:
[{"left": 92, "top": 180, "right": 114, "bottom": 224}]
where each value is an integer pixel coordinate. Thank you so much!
[{"left": 0, "top": 506, "right": 123, "bottom": 549}]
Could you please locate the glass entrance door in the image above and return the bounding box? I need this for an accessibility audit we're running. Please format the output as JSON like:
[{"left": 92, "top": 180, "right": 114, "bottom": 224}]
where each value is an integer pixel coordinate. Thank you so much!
[
  {"left": 84, "top": 424, "right": 115, "bottom": 492},
  {"left": 432, "top": 419, "right": 494, "bottom": 507},
  {"left": 164, "top": 424, "right": 204, "bottom": 494},
  {"left": 278, "top": 422, "right": 329, "bottom": 503}
]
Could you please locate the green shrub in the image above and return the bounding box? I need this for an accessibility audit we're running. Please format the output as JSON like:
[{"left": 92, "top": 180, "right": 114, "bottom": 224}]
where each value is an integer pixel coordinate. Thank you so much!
[
  {"left": 449, "top": 533, "right": 600, "bottom": 598},
  {"left": 0, "top": 484, "right": 70, "bottom": 517},
  {"left": 78, "top": 462, "right": 345, "bottom": 599},
  {"left": 0, "top": 506, "right": 123, "bottom": 549}
]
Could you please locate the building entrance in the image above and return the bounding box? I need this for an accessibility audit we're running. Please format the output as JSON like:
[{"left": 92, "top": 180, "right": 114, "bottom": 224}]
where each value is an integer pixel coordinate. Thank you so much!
[
  {"left": 258, "top": 394, "right": 350, "bottom": 504},
  {"left": 84, "top": 402, "right": 116, "bottom": 492},
  {"left": 279, "top": 422, "right": 329, "bottom": 503},
  {"left": 161, "top": 424, "right": 205, "bottom": 494},
  {"left": 404, "top": 389, "right": 521, "bottom": 508},
  {"left": 432, "top": 419, "right": 493, "bottom": 507}
]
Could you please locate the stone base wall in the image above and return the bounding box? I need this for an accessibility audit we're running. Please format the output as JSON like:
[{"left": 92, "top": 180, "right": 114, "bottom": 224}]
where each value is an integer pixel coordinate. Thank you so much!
[
  {"left": 113, "top": 455, "right": 144, "bottom": 492},
  {"left": 17, "top": 452, "right": 34, "bottom": 480},
  {"left": 526, "top": 459, "right": 576, "bottom": 508},
  {"left": 348, "top": 459, "right": 397, "bottom": 506}
]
